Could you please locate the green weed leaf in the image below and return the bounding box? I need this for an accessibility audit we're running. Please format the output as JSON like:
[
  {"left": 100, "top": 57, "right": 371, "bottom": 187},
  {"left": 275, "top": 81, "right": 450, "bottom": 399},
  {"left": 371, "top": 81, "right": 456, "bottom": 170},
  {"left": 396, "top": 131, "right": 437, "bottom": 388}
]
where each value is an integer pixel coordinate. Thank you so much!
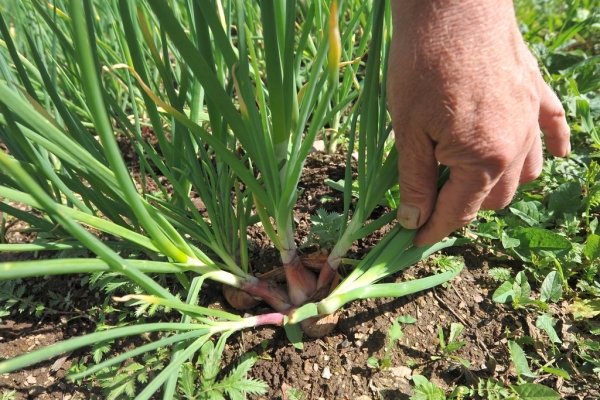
[
  {"left": 397, "top": 314, "right": 417, "bottom": 324},
  {"left": 501, "top": 231, "right": 520, "bottom": 249},
  {"left": 309, "top": 208, "right": 344, "bottom": 246},
  {"left": 508, "top": 340, "right": 537, "bottom": 379},
  {"left": 584, "top": 234, "right": 600, "bottom": 261},
  {"left": 541, "top": 366, "right": 571, "bottom": 380},
  {"left": 445, "top": 342, "right": 467, "bottom": 353},
  {"left": 178, "top": 363, "right": 199, "bottom": 399},
  {"left": 510, "top": 200, "right": 547, "bottom": 226},
  {"left": 540, "top": 271, "right": 562, "bottom": 303},
  {"left": 410, "top": 375, "right": 446, "bottom": 400},
  {"left": 476, "top": 378, "right": 510, "bottom": 399},
  {"left": 514, "top": 271, "right": 531, "bottom": 299},
  {"left": 448, "top": 323, "right": 464, "bottom": 343},
  {"left": 548, "top": 182, "right": 582, "bottom": 218},
  {"left": 218, "top": 353, "right": 268, "bottom": 400},
  {"left": 92, "top": 342, "right": 112, "bottom": 364},
  {"left": 389, "top": 318, "right": 403, "bottom": 343},
  {"left": 511, "top": 227, "right": 572, "bottom": 260},
  {"left": 492, "top": 281, "right": 515, "bottom": 303},
  {"left": 367, "top": 357, "right": 379, "bottom": 368},
  {"left": 488, "top": 267, "right": 512, "bottom": 282},
  {"left": 510, "top": 383, "right": 560, "bottom": 400},
  {"left": 535, "top": 313, "right": 562, "bottom": 343}
]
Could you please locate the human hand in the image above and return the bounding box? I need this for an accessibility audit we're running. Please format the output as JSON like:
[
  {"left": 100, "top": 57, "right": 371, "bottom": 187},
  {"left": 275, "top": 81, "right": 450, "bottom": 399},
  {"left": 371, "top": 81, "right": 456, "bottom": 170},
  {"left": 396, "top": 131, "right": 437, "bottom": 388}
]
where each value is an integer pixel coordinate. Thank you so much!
[{"left": 387, "top": 0, "right": 571, "bottom": 246}]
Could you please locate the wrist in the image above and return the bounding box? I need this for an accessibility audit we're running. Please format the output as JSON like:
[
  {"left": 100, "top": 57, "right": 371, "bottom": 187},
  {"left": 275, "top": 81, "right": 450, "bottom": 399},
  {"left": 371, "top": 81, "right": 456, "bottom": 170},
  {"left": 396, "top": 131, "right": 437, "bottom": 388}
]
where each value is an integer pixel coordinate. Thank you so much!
[{"left": 391, "top": 1, "right": 519, "bottom": 48}]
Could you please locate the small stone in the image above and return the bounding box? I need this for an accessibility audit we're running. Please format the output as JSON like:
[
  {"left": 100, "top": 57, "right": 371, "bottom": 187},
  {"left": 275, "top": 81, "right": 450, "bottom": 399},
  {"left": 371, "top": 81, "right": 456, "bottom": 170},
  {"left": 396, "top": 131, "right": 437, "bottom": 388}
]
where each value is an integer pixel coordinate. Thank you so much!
[
  {"left": 313, "top": 363, "right": 319, "bottom": 372},
  {"left": 321, "top": 366, "right": 331, "bottom": 380},
  {"left": 323, "top": 355, "right": 330, "bottom": 361},
  {"left": 389, "top": 366, "right": 412, "bottom": 379},
  {"left": 26, "top": 375, "right": 37, "bottom": 384},
  {"left": 341, "top": 339, "right": 351, "bottom": 348},
  {"left": 28, "top": 387, "right": 44, "bottom": 396},
  {"left": 303, "top": 360, "right": 312, "bottom": 374},
  {"left": 310, "top": 140, "right": 325, "bottom": 153}
]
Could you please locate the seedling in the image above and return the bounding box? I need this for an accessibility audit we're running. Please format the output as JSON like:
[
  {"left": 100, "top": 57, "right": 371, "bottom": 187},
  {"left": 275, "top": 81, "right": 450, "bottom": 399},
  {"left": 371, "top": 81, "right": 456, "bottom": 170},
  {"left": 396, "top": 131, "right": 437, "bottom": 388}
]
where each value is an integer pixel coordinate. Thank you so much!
[
  {"left": 410, "top": 375, "right": 445, "bottom": 400},
  {"left": 285, "top": 387, "right": 306, "bottom": 400},
  {"left": 258, "top": 339, "right": 272, "bottom": 361},
  {"left": 367, "top": 314, "right": 415, "bottom": 370},
  {"left": 434, "top": 323, "right": 470, "bottom": 368}
]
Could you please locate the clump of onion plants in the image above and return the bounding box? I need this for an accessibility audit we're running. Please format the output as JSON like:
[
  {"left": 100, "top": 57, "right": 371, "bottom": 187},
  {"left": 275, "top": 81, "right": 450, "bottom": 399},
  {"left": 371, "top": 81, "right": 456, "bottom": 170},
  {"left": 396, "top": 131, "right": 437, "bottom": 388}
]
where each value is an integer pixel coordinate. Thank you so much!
[{"left": 0, "top": 0, "right": 463, "bottom": 398}]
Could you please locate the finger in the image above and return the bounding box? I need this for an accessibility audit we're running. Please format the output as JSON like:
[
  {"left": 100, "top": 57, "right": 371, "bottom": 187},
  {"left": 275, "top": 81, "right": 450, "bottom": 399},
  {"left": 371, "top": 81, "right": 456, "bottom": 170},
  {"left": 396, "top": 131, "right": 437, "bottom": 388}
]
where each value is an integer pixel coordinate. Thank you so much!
[
  {"left": 395, "top": 128, "right": 439, "bottom": 230},
  {"left": 413, "top": 166, "right": 491, "bottom": 246},
  {"left": 538, "top": 82, "right": 571, "bottom": 157},
  {"left": 480, "top": 163, "right": 520, "bottom": 210},
  {"left": 519, "top": 131, "right": 543, "bottom": 184},
  {"left": 480, "top": 127, "right": 542, "bottom": 210}
]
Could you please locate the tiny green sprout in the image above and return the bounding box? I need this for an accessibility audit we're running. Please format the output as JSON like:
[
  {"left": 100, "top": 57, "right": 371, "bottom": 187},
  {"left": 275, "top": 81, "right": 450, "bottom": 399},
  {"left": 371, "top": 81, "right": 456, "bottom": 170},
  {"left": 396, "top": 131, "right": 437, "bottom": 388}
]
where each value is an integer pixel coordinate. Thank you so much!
[
  {"left": 368, "top": 315, "right": 415, "bottom": 370},
  {"left": 437, "top": 323, "right": 470, "bottom": 368},
  {"left": 410, "top": 375, "right": 445, "bottom": 400},
  {"left": 367, "top": 357, "right": 380, "bottom": 369},
  {"left": 286, "top": 387, "right": 306, "bottom": 400},
  {"left": 259, "top": 339, "right": 272, "bottom": 361},
  {"left": 319, "top": 196, "right": 335, "bottom": 204}
]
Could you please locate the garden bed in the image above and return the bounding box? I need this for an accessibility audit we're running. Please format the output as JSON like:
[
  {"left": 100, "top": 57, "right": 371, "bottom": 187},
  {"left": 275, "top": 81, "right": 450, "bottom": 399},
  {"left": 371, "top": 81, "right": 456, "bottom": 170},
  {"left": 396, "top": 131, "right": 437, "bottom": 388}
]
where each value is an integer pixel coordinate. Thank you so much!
[{"left": 1, "top": 154, "right": 597, "bottom": 400}]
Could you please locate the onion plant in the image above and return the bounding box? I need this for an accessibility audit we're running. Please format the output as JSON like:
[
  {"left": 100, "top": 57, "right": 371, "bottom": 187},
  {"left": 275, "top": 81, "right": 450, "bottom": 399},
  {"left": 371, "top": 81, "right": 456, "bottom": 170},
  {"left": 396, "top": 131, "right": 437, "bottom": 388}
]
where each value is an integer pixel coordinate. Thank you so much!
[{"left": 0, "top": 0, "right": 464, "bottom": 397}]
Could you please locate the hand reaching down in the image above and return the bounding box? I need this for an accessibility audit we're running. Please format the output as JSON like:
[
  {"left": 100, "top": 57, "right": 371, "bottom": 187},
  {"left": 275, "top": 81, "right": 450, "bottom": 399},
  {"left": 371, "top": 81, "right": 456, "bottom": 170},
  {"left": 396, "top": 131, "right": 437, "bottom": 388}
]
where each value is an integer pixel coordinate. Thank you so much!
[{"left": 387, "top": 0, "right": 571, "bottom": 246}]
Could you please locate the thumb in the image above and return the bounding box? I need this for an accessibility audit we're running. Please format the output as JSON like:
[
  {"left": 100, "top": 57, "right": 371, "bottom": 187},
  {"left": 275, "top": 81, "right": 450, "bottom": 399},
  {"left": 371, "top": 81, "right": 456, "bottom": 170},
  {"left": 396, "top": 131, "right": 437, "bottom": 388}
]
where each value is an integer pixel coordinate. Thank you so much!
[
  {"left": 395, "top": 130, "right": 438, "bottom": 230},
  {"left": 538, "top": 82, "right": 571, "bottom": 157}
]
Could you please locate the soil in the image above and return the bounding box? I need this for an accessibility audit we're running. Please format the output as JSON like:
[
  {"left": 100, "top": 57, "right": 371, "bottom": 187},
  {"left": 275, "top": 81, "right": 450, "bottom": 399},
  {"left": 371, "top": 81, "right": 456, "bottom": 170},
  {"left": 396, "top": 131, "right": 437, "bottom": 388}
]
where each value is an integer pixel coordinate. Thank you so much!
[{"left": 1, "top": 151, "right": 599, "bottom": 399}]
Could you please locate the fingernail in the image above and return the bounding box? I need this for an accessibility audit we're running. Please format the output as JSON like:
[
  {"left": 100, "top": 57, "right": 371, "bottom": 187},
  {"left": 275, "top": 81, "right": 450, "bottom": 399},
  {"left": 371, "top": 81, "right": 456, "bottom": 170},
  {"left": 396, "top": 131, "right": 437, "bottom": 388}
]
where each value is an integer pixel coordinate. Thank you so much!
[{"left": 397, "top": 204, "right": 420, "bottom": 229}]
